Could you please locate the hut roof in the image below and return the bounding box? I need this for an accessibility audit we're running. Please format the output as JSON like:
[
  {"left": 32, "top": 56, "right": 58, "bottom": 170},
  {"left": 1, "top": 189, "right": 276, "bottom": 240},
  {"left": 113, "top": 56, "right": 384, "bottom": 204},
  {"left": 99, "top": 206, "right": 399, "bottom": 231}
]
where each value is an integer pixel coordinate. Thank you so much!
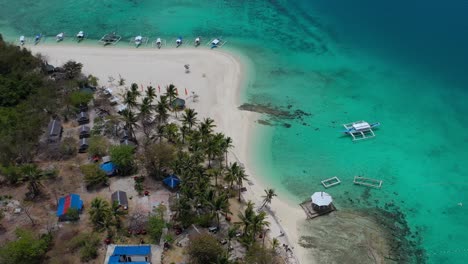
[
  {"left": 79, "top": 138, "right": 89, "bottom": 146},
  {"left": 311, "top": 192, "right": 332, "bottom": 206},
  {"left": 47, "top": 119, "right": 62, "bottom": 137},
  {"left": 120, "top": 139, "right": 137, "bottom": 147},
  {"left": 77, "top": 111, "right": 89, "bottom": 120},
  {"left": 171, "top": 98, "right": 185, "bottom": 109},
  {"left": 56, "top": 194, "right": 83, "bottom": 217},
  {"left": 79, "top": 126, "right": 90, "bottom": 133},
  {"left": 111, "top": 191, "right": 128, "bottom": 209}
]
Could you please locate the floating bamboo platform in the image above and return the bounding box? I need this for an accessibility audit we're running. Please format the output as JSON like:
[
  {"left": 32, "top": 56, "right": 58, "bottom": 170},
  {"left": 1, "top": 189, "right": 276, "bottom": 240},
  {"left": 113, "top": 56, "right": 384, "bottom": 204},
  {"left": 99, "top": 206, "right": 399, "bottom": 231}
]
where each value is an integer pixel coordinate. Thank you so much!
[
  {"left": 353, "top": 176, "right": 383, "bottom": 189},
  {"left": 300, "top": 200, "right": 336, "bottom": 219},
  {"left": 321, "top": 176, "right": 341, "bottom": 188}
]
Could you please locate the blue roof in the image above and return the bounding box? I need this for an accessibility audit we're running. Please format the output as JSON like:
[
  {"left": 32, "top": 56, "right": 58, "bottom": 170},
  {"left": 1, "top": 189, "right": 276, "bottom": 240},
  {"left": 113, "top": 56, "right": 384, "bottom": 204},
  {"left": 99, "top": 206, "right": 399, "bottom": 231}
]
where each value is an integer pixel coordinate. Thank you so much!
[
  {"left": 163, "top": 174, "right": 180, "bottom": 189},
  {"left": 100, "top": 162, "right": 117, "bottom": 175},
  {"left": 56, "top": 194, "right": 83, "bottom": 217},
  {"left": 108, "top": 255, "right": 149, "bottom": 264},
  {"left": 113, "top": 245, "right": 151, "bottom": 256}
]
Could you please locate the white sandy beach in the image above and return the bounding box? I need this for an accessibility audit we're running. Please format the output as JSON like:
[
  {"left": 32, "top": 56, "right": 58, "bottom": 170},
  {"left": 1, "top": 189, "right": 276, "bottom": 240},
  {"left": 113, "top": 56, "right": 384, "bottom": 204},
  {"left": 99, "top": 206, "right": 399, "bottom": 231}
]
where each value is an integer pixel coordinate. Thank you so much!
[{"left": 28, "top": 45, "right": 311, "bottom": 264}]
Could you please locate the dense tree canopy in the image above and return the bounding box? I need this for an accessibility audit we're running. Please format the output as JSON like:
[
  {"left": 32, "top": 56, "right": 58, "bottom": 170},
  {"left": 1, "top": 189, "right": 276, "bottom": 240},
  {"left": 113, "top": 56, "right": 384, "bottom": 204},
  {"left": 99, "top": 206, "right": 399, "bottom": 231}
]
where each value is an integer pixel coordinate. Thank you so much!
[{"left": 0, "top": 228, "right": 52, "bottom": 264}]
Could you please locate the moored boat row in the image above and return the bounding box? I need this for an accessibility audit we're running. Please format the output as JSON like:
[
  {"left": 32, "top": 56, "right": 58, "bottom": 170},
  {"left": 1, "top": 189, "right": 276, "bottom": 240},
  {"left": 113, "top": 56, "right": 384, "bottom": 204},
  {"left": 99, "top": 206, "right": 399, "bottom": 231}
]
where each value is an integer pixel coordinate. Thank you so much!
[{"left": 17, "top": 32, "right": 226, "bottom": 49}]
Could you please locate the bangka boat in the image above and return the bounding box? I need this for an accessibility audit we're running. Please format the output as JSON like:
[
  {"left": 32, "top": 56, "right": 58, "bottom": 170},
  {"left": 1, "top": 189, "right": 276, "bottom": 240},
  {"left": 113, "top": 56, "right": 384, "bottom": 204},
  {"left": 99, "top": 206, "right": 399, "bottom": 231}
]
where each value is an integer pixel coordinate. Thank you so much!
[
  {"left": 34, "top": 34, "right": 42, "bottom": 45},
  {"left": 156, "top": 38, "right": 162, "bottom": 49},
  {"left": 195, "top": 37, "right": 201, "bottom": 47},
  {"left": 135, "top": 35, "right": 143, "bottom": 47},
  {"left": 209, "top": 37, "right": 227, "bottom": 49},
  {"left": 76, "top": 31, "right": 85, "bottom": 42},
  {"left": 99, "top": 32, "right": 121, "bottom": 46},
  {"left": 56, "top": 32, "right": 64, "bottom": 42},
  {"left": 176, "top": 36, "right": 182, "bottom": 47},
  {"left": 19, "top": 36, "right": 25, "bottom": 46},
  {"left": 341, "top": 120, "right": 380, "bottom": 141}
]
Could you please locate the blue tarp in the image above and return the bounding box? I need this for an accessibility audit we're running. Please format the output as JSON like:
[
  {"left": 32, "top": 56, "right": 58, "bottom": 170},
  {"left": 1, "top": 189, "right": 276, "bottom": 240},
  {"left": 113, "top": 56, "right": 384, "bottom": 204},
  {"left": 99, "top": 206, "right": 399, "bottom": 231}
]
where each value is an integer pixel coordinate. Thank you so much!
[
  {"left": 109, "top": 255, "right": 149, "bottom": 264},
  {"left": 100, "top": 162, "right": 117, "bottom": 175},
  {"left": 113, "top": 245, "right": 151, "bottom": 256},
  {"left": 56, "top": 194, "right": 83, "bottom": 217},
  {"left": 163, "top": 174, "right": 180, "bottom": 189}
]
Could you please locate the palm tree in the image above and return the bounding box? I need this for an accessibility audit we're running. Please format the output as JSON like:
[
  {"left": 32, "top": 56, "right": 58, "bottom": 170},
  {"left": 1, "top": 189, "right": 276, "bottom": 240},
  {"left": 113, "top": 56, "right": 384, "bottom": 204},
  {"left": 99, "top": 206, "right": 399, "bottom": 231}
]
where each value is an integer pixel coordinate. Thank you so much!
[
  {"left": 225, "top": 162, "right": 240, "bottom": 189},
  {"left": 222, "top": 136, "right": 233, "bottom": 168},
  {"left": 235, "top": 166, "right": 248, "bottom": 202},
  {"left": 21, "top": 164, "right": 43, "bottom": 199},
  {"left": 199, "top": 118, "right": 216, "bottom": 141},
  {"left": 165, "top": 84, "right": 178, "bottom": 106},
  {"left": 237, "top": 201, "right": 255, "bottom": 235},
  {"left": 271, "top": 238, "right": 280, "bottom": 253},
  {"left": 205, "top": 135, "right": 222, "bottom": 167},
  {"left": 155, "top": 95, "right": 170, "bottom": 125},
  {"left": 251, "top": 211, "right": 270, "bottom": 241},
  {"left": 180, "top": 125, "right": 189, "bottom": 144},
  {"left": 260, "top": 188, "right": 277, "bottom": 210},
  {"left": 212, "top": 193, "right": 230, "bottom": 228},
  {"left": 120, "top": 109, "right": 139, "bottom": 140},
  {"left": 145, "top": 86, "right": 157, "bottom": 102},
  {"left": 130, "top": 83, "right": 141, "bottom": 99},
  {"left": 181, "top": 108, "right": 198, "bottom": 129},
  {"left": 163, "top": 123, "right": 179, "bottom": 143},
  {"left": 139, "top": 96, "right": 154, "bottom": 137},
  {"left": 89, "top": 197, "right": 111, "bottom": 230},
  {"left": 111, "top": 201, "right": 127, "bottom": 229},
  {"left": 122, "top": 90, "right": 138, "bottom": 110}
]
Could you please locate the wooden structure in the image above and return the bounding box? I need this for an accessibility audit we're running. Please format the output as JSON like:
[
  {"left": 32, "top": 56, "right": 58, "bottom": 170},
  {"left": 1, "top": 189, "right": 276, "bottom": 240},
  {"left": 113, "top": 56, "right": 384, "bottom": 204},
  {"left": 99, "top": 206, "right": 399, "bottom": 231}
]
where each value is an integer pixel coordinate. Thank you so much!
[
  {"left": 321, "top": 176, "right": 341, "bottom": 188},
  {"left": 353, "top": 176, "right": 383, "bottom": 189},
  {"left": 300, "top": 200, "right": 336, "bottom": 219},
  {"left": 47, "top": 119, "right": 63, "bottom": 143},
  {"left": 99, "top": 33, "right": 121, "bottom": 45}
]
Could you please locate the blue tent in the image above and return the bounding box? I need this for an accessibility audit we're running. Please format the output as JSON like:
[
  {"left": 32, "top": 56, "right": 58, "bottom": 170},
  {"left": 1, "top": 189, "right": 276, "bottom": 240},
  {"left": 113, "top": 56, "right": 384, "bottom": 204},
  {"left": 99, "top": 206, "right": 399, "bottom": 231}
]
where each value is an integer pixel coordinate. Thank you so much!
[
  {"left": 56, "top": 194, "right": 83, "bottom": 219},
  {"left": 100, "top": 162, "right": 117, "bottom": 176},
  {"left": 163, "top": 174, "right": 180, "bottom": 189}
]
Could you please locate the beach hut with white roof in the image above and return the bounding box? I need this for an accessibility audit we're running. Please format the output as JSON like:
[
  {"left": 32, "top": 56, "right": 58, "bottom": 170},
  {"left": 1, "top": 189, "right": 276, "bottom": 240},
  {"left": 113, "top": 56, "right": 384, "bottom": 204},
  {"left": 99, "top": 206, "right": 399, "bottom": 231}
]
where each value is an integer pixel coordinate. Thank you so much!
[{"left": 311, "top": 192, "right": 333, "bottom": 212}]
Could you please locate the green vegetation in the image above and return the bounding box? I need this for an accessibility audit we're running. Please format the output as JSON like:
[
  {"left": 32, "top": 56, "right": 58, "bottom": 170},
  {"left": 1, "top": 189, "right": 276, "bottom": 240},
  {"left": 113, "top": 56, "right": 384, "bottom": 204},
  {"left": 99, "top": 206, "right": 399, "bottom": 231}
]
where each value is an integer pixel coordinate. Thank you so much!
[
  {"left": 65, "top": 207, "right": 80, "bottom": 222},
  {"left": 68, "top": 232, "right": 100, "bottom": 262},
  {"left": 148, "top": 205, "right": 166, "bottom": 243},
  {"left": 69, "top": 91, "right": 93, "bottom": 107},
  {"left": 110, "top": 145, "right": 136, "bottom": 175},
  {"left": 88, "top": 135, "right": 109, "bottom": 157},
  {"left": 0, "top": 228, "right": 52, "bottom": 264},
  {"left": 187, "top": 233, "right": 226, "bottom": 264},
  {"left": 260, "top": 188, "right": 277, "bottom": 210},
  {"left": 89, "top": 197, "right": 112, "bottom": 231},
  {"left": 81, "top": 163, "right": 108, "bottom": 188}
]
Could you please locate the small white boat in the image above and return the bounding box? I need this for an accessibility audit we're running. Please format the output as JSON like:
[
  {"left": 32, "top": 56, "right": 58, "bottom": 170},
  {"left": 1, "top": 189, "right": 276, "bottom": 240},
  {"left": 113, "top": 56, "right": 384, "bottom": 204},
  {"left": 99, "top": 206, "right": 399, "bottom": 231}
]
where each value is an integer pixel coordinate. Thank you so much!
[
  {"left": 156, "top": 38, "right": 162, "bottom": 49},
  {"left": 56, "top": 32, "right": 64, "bottom": 42},
  {"left": 19, "top": 36, "right": 25, "bottom": 46},
  {"left": 76, "top": 31, "right": 85, "bottom": 42},
  {"left": 135, "top": 35, "right": 143, "bottom": 47},
  {"left": 195, "top": 37, "right": 201, "bottom": 47},
  {"left": 176, "top": 36, "right": 182, "bottom": 47},
  {"left": 211, "top": 38, "right": 220, "bottom": 48},
  {"left": 34, "top": 34, "right": 42, "bottom": 45}
]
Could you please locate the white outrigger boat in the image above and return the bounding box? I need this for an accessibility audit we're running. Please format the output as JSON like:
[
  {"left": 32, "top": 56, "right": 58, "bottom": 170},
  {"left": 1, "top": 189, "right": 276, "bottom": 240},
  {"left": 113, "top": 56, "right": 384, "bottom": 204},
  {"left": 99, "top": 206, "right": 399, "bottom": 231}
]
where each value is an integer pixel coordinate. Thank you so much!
[
  {"left": 194, "top": 36, "right": 201, "bottom": 47},
  {"left": 176, "top": 36, "right": 183, "bottom": 47},
  {"left": 156, "top": 38, "right": 162, "bottom": 49},
  {"left": 34, "top": 33, "right": 42, "bottom": 45},
  {"left": 76, "top": 31, "right": 85, "bottom": 42},
  {"left": 135, "top": 35, "right": 143, "bottom": 47},
  {"left": 208, "top": 37, "right": 227, "bottom": 49},
  {"left": 19, "top": 35, "right": 25, "bottom": 46},
  {"left": 56, "top": 32, "right": 64, "bottom": 42},
  {"left": 342, "top": 121, "right": 380, "bottom": 141}
]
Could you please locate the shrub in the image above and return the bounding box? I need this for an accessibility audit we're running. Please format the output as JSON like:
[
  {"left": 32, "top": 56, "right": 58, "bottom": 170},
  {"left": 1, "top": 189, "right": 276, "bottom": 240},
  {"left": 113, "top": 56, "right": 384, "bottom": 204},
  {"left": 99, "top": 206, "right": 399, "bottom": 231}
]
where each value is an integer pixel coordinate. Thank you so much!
[
  {"left": 65, "top": 208, "right": 80, "bottom": 222},
  {"left": 110, "top": 145, "right": 136, "bottom": 176},
  {"left": 187, "top": 233, "right": 225, "bottom": 264},
  {"left": 0, "top": 228, "right": 52, "bottom": 264},
  {"left": 69, "top": 91, "right": 93, "bottom": 108},
  {"left": 88, "top": 136, "right": 109, "bottom": 157},
  {"left": 68, "top": 232, "right": 100, "bottom": 262},
  {"left": 81, "top": 164, "right": 107, "bottom": 188}
]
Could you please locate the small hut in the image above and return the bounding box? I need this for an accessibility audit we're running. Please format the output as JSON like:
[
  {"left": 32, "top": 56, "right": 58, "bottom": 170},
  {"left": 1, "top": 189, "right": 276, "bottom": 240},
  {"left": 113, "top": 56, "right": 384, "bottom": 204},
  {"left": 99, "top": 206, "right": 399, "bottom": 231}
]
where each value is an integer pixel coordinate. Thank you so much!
[
  {"left": 111, "top": 190, "right": 128, "bottom": 210},
  {"left": 47, "top": 119, "right": 63, "bottom": 143},
  {"left": 311, "top": 192, "right": 333, "bottom": 212},
  {"left": 171, "top": 98, "right": 185, "bottom": 110},
  {"left": 78, "top": 126, "right": 90, "bottom": 138},
  {"left": 56, "top": 194, "right": 83, "bottom": 221},
  {"left": 77, "top": 111, "right": 89, "bottom": 125},
  {"left": 78, "top": 138, "right": 89, "bottom": 153}
]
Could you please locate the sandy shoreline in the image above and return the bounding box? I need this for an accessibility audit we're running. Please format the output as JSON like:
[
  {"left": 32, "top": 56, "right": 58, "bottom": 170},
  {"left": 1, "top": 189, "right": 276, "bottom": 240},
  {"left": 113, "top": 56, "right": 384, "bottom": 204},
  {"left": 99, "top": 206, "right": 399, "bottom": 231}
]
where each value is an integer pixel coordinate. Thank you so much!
[{"left": 28, "top": 45, "right": 311, "bottom": 264}]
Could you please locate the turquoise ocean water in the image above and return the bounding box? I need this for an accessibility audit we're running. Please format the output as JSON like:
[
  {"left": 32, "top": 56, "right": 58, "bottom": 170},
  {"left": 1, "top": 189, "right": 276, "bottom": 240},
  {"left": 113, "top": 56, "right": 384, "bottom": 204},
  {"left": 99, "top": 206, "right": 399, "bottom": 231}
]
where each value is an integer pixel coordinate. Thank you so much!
[{"left": 1, "top": 0, "right": 468, "bottom": 263}]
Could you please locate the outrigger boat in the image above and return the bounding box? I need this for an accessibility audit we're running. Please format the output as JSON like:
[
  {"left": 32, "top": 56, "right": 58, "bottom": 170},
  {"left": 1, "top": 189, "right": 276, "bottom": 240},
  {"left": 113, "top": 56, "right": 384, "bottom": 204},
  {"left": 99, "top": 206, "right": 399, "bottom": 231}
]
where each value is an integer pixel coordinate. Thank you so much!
[
  {"left": 56, "top": 32, "right": 64, "bottom": 42},
  {"left": 34, "top": 34, "right": 42, "bottom": 45},
  {"left": 99, "top": 32, "right": 121, "bottom": 46},
  {"left": 195, "top": 36, "right": 201, "bottom": 47},
  {"left": 209, "top": 37, "right": 227, "bottom": 49},
  {"left": 342, "top": 121, "right": 380, "bottom": 141},
  {"left": 76, "top": 31, "right": 85, "bottom": 42},
  {"left": 134, "top": 35, "right": 143, "bottom": 47},
  {"left": 155, "top": 38, "right": 162, "bottom": 49},
  {"left": 176, "top": 36, "right": 182, "bottom": 47},
  {"left": 19, "top": 36, "right": 25, "bottom": 46}
]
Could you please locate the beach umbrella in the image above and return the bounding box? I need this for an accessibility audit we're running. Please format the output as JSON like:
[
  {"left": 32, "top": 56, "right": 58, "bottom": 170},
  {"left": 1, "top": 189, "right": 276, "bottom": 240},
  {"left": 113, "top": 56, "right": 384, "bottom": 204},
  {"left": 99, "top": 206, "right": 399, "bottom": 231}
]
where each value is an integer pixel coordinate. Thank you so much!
[
  {"left": 311, "top": 192, "right": 332, "bottom": 206},
  {"left": 163, "top": 174, "right": 181, "bottom": 189}
]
